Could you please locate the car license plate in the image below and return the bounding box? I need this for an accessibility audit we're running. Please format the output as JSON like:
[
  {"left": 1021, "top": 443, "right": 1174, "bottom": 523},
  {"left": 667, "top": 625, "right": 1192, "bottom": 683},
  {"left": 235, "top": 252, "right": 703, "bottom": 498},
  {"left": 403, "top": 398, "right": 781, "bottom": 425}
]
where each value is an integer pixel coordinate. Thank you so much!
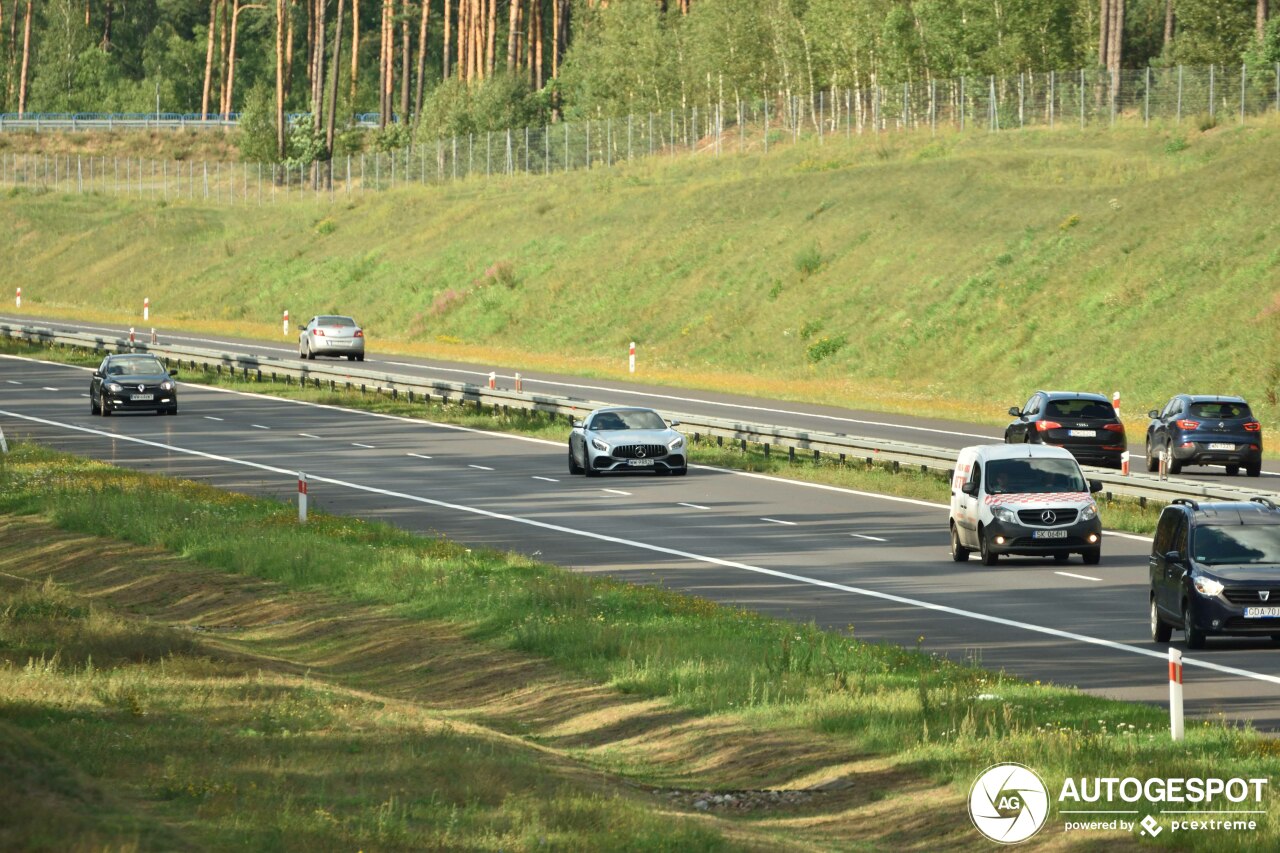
[
  {"left": 1032, "top": 530, "right": 1068, "bottom": 539},
  {"left": 1243, "top": 607, "right": 1280, "bottom": 619},
  {"left": 1207, "top": 443, "right": 1235, "bottom": 451},
  {"left": 130, "top": 393, "right": 154, "bottom": 401},
  {"left": 1067, "top": 429, "right": 1096, "bottom": 437},
  {"left": 627, "top": 459, "right": 655, "bottom": 467}
]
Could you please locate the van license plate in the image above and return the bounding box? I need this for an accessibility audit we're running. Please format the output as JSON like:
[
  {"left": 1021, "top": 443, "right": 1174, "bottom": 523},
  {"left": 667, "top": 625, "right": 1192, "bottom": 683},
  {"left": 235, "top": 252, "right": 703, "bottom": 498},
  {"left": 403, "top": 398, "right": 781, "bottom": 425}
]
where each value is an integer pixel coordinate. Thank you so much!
[
  {"left": 1067, "top": 429, "right": 1096, "bottom": 437},
  {"left": 627, "top": 459, "right": 654, "bottom": 467},
  {"left": 1243, "top": 607, "right": 1280, "bottom": 619},
  {"left": 1207, "top": 443, "right": 1235, "bottom": 451},
  {"left": 1032, "top": 530, "right": 1068, "bottom": 539}
]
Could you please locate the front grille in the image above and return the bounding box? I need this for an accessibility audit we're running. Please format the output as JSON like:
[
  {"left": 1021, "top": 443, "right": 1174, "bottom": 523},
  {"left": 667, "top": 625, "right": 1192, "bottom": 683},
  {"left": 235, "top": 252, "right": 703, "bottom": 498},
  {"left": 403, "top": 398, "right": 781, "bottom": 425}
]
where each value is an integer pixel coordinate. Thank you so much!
[
  {"left": 1223, "top": 588, "right": 1280, "bottom": 605},
  {"left": 611, "top": 444, "right": 668, "bottom": 459},
  {"left": 1016, "top": 508, "right": 1079, "bottom": 526}
]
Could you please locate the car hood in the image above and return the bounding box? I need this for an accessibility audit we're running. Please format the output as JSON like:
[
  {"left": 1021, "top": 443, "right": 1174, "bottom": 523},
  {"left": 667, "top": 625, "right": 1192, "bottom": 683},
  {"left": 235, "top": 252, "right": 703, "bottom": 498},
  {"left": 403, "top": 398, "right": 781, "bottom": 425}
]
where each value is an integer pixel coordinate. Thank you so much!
[
  {"left": 591, "top": 429, "right": 678, "bottom": 443},
  {"left": 1197, "top": 565, "right": 1280, "bottom": 583},
  {"left": 102, "top": 373, "right": 172, "bottom": 383}
]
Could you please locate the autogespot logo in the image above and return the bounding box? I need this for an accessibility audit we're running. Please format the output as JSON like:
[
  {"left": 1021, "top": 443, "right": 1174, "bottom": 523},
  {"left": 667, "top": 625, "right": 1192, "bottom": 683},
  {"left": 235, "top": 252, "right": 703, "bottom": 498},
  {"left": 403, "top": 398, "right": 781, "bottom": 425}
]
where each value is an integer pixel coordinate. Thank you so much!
[{"left": 969, "top": 763, "right": 1050, "bottom": 844}]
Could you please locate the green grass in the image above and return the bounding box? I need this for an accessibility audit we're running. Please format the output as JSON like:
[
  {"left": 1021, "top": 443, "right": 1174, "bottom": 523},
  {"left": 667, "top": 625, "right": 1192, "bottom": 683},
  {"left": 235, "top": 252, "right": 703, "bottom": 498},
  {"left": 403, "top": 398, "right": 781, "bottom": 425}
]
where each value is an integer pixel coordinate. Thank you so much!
[
  {"left": 2, "top": 443, "right": 1278, "bottom": 851},
  {"left": 0, "top": 336, "right": 1168, "bottom": 535},
  {"left": 3, "top": 118, "right": 1279, "bottom": 437}
]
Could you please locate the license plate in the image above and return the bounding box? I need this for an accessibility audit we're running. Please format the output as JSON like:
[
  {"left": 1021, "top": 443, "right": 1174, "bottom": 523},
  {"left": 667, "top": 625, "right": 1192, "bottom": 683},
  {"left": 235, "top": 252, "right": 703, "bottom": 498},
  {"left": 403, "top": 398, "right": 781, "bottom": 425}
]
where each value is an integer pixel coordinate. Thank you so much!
[
  {"left": 1067, "top": 429, "right": 1096, "bottom": 437},
  {"left": 1033, "top": 530, "right": 1068, "bottom": 539},
  {"left": 627, "top": 459, "right": 655, "bottom": 467},
  {"left": 1243, "top": 607, "right": 1280, "bottom": 619},
  {"left": 129, "top": 393, "right": 154, "bottom": 401},
  {"left": 1207, "top": 443, "right": 1235, "bottom": 451}
]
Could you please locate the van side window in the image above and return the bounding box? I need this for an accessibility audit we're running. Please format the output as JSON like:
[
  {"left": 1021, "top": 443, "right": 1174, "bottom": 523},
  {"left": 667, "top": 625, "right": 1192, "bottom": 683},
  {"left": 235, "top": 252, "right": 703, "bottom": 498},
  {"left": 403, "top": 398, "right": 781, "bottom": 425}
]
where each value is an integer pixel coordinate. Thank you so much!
[
  {"left": 1171, "top": 517, "right": 1188, "bottom": 556},
  {"left": 1023, "top": 395, "right": 1040, "bottom": 416},
  {"left": 1154, "top": 511, "right": 1177, "bottom": 554},
  {"left": 966, "top": 462, "right": 982, "bottom": 492}
]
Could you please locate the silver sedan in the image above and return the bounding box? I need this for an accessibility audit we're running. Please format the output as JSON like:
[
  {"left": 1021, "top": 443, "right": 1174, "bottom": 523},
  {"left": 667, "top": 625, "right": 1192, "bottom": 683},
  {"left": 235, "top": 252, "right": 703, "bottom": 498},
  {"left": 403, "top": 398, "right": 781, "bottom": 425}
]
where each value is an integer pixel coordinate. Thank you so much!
[
  {"left": 568, "top": 407, "right": 688, "bottom": 476},
  {"left": 299, "top": 315, "right": 365, "bottom": 361}
]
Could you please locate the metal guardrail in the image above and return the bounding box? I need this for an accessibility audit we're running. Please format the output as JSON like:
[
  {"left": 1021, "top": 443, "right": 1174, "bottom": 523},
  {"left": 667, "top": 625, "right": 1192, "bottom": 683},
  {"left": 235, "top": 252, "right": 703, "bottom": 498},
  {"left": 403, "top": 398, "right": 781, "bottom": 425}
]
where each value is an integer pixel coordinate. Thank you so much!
[{"left": 3, "top": 322, "right": 1276, "bottom": 505}]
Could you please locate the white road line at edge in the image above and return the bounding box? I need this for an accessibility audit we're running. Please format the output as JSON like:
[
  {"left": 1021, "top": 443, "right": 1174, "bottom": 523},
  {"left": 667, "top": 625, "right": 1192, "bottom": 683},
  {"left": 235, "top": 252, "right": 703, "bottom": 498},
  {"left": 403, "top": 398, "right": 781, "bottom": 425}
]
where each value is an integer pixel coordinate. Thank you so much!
[
  {"left": 204, "top": 416, "right": 224, "bottom": 421},
  {"left": 469, "top": 464, "right": 494, "bottom": 471},
  {"left": 1056, "top": 571, "right": 1103, "bottom": 582},
  {"left": 532, "top": 476, "right": 559, "bottom": 483},
  {"left": 601, "top": 488, "right": 630, "bottom": 496},
  {"left": 761, "top": 517, "right": 797, "bottom": 526},
  {"left": 406, "top": 453, "right": 432, "bottom": 460},
  {"left": 298, "top": 433, "right": 321, "bottom": 439},
  {"left": 2, "top": 406, "right": 1274, "bottom": 688},
  {"left": 678, "top": 502, "right": 709, "bottom": 510},
  {"left": 851, "top": 533, "right": 888, "bottom": 542}
]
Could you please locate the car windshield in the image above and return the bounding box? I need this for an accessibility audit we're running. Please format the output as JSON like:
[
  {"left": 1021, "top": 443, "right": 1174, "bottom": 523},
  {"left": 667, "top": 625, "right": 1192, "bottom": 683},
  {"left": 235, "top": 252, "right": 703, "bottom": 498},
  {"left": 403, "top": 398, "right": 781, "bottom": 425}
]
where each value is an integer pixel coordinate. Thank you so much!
[
  {"left": 1188, "top": 402, "right": 1251, "bottom": 420},
  {"left": 107, "top": 358, "right": 166, "bottom": 376},
  {"left": 1193, "top": 525, "right": 1280, "bottom": 566},
  {"left": 1045, "top": 399, "right": 1116, "bottom": 419},
  {"left": 590, "top": 410, "right": 667, "bottom": 431},
  {"left": 986, "top": 458, "right": 1087, "bottom": 494}
]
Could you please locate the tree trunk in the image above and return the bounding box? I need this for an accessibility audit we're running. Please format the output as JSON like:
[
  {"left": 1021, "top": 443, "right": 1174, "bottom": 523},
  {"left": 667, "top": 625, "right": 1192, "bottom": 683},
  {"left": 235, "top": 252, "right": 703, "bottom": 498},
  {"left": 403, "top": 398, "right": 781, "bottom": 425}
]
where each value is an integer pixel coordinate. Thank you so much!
[
  {"left": 414, "top": 0, "right": 429, "bottom": 119},
  {"left": 443, "top": 0, "right": 451, "bottom": 79},
  {"left": 224, "top": 3, "right": 262, "bottom": 117},
  {"left": 285, "top": 0, "right": 296, "bottom": 101},
  {"left": 350, "top": 0, "right": 359, "bottom": 101},
  {"left": 1098, "top": 0, "right": 1110, "bottom": 68},
  {"left": 276, "top": 0, "right": 286, "bottom": 158},
  {"left": 457, "top": 0, "right": 468, "bottom": 83},
  {"left": 1108, "top": 0, "right": 1123, "bottom": 75},
  {"left": 1164, "top": 0, "right": 1174, "bottom": 48},
  {"left": 378, "top": 0, "right": 388, "bottom": 126},
  {"left": 17, "top": 0, "right": 30, "bottom": 117},
  {"left": 506, "top": 0, "right": 518, "bottom": 72},
  {"left": 102, "top": 0, "right": 113, "bottom": 50},
  {"left": 218, "top": 0, "right": 229, "bottom": 115},
  {"left": 485, "top": 0, "right": 496, "bottom": 78},
  {"left": 327, "top": 0, "right": 346, "bottom": 179},
  {"left": 530, "top": 0, "right": 541, "bottom": 88},
  {"left": 1260, "top": 0, "right": 1270, "bottom": 42},
  {"left": 201, "top": 0, "right": 217, "bottom": 119},
  {"left": 399, "top": 0, "right": 410, "bottom": 118},
  {"left": 312, "top": 0, "right": 325, "bottom": 135}
]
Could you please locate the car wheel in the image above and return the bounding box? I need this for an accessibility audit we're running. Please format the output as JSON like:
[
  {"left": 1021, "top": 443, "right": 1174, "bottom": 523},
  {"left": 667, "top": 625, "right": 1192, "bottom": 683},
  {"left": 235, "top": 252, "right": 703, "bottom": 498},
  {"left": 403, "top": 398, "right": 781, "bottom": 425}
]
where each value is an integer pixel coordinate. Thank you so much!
[
  {"left": 1151, "top": 597, "right": 1172, "bottom": 643},
  {"left": 356, "top": 355, "right": 365, "bottom": 362},
  {"left": 168, "top": 407, "right": 178, "bottom": 416},
  {"left": 1145, "top": 438, "right": 1158, "bottom": 473},
  {"left": 567, "top": 448, "right": 583, "bottom": 475},
  {"left": 672, "top": 465, "right": 688, "bottom": 477},
  {"left": 347, "top": 354, "right": 357, "bottom": 361},
  {"left": 90, "top": 396, "right": 100, "bottom": 415},
  {"left": 979, "top": 529, "right": 998, "bottom": 566},
  {"left": 1182, "top": 601, "right": 1206, "bottom": 650},
  {"left": 1081, "top": 548, "right": 1101, "bottom": 565},
  {"left": 1053, "top": 552, "right": 1070, "bottom": 564},
  {"left": 1225, "top": 464, "right": 1240, "bottom": 476},
  {"left": 101, "top": 401, "right": 111, "bottom": 417},
  {"left": 1166, "top": 441, "right": 1182, "bottom": 475},
  {"left": 950, "top": 524, "right": 970, "bottom": 563},
  {"left": 1246, "top": 462, "right": 1262, "bottom": 478}
]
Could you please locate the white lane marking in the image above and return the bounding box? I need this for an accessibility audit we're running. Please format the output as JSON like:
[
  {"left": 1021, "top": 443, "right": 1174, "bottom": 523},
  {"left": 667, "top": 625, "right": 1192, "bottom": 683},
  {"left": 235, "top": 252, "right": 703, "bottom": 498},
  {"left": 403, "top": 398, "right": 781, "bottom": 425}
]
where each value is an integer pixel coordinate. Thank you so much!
[
  {"left": 678, "top": 502, "right": 710, "bottom": 510},
  {"left": 602, "top": 488, "right": 631, "bottom": 496},
  {"left": 851, "top": 533, "right": 888, "bottom": 542},
  {"left": 3, "top": 407, "right": 1273, "bottom": 689},
  {"left": 42, "top": 386, "right": 58, "bottom": 391},
  {"left": 298, "top": 433, "right": 321, "bottom": 439},
  {"left": 204, "top": 416, "right": 224, "bottom": 421},
  {"left": 0, "top": 354, "right": 1173, "bottom": 543},
  {"left": 1056, "top": 571, "right": 1103, "bottom": 582},
  {"left": 352, "top": 442, "right": 376, "bottom": 449},
  {"left": 5, "top": 380, "right": 21, "bottom": 384},
  {"left": 532, "top": 476, "right": 559, "bottom": 483},
  {"left": 761, "top": 517, "right": 797, "bottom": 526},
  {"left": 468, "top": 464, "right": 494, "bottom": 470},
  {"left": 251, "top": 424, "right": 270, "bottom": 430},
  {"left": 406, "top": 452, "right": 432, "bottom": 460}
]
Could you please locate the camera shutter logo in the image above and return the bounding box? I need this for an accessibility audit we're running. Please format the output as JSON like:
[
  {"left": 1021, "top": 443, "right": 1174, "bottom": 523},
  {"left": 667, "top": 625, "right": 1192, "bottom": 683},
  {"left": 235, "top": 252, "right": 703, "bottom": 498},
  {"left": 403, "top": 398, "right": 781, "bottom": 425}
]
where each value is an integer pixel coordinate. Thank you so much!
[{"left": 968, "top": 763, "right": 1049, "bottom": 844}]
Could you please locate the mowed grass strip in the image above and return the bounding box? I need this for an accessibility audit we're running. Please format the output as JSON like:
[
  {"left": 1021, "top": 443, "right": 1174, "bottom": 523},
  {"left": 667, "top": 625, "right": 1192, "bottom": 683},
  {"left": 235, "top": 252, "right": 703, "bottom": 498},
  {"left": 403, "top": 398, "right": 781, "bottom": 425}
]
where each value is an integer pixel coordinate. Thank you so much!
[
  {"left": 0, "top": 337, "right": 1167, "bottom": 535},
  {"left": 1, "top": 444, "right": 1278, "bottom": 851}
]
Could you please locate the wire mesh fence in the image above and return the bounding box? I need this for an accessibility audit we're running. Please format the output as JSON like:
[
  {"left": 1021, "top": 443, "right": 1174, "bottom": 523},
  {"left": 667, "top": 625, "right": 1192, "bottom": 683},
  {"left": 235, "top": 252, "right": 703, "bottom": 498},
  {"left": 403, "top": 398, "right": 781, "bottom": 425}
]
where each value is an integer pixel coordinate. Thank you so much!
[{"left": 3, "top": 63, "right": 1277, "bottom": 204}]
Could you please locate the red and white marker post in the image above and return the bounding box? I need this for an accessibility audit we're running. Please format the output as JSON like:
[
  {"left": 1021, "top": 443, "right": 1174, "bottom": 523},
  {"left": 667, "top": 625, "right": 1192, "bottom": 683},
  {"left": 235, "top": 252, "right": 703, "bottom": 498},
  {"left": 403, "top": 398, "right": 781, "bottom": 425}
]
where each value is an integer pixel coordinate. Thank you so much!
[
  {"left": 1112, "top": 390, "right": 1121, "bottom": 419},
  {"left": 128, "top": 327, "right": 136, "bottom": 344},
  {"left": 514, "top": 373, "right": 523, "bottom": 393},
  {"left": 143, "top": 297, "right": 150, "bottom": 322},
  {"left": 628, "top": 341, "right": 636, "bottom": 374},
  {"left": 283, "top": 310, "right": 290, "bottom": 337},
  {"left": 150, "top": 328, "right": 158, "bottom": 344},
  {"left": 1169, "top": 647, "right": 1184, "bottom": 741},
  {"left": 15, "top": 287, "right": 20, "bottom": 308},
  {"left": 488, "top": 371, "right": 497, "bottom": 390},
  {"left": 298, "top": 473, "right": 308, "bottom": 524},
  {"left": 1121, "top": 451, "right": 1130, "bottom": 476}
]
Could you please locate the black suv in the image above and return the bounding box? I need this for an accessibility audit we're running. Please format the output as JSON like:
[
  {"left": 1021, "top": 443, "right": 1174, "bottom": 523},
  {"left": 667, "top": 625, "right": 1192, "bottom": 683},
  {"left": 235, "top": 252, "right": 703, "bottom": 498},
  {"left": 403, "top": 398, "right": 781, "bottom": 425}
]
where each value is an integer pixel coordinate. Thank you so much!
[
  {"left": 1005, "top": 391, "right": 1126, "bottom": 469},
  {"left": 1149, "top": 498, "right": 1280, "bottom": 649},
  {"left": 1145, "top": 395, "right": 1262, "bottom": 478}
]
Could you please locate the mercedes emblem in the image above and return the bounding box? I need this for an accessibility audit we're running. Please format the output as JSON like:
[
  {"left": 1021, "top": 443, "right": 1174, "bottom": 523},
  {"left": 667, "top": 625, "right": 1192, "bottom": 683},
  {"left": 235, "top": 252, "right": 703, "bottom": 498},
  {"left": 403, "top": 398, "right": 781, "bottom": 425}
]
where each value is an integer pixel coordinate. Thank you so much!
[{"left": 1040, "top": 510, "right": 1057, "bottom": 524}]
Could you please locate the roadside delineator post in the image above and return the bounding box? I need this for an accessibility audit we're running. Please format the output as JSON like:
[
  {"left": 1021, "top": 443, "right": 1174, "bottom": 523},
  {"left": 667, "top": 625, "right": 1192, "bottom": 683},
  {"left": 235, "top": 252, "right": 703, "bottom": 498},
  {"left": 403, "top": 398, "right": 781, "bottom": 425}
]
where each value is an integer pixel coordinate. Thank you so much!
[
  {"left": 488, "top": 371, "right": 497, "bottom": 390},
  {"left": 1121, "top": 450, "right": 1130, "bottom": 476},
  {"left": 128, "top": 327, "right": 136, "bottom": 344},
  {"left": 514, "top": 373, "right": 523, "bottom": 393},
  {"left": 1159, "top": 448, "right": 1169, "bottom": 480},
  {"left": 1112, "top": 390, "right": 1121, "bottom": 419},
  {"left": 150, "top": 328, "right": 158, "bottom": 344},
  {"left": 298, "top": 473, "right": 308, "bottom": 524},
  {"left": 629, "top": 341, "right": 636, "bottom": 374},
  {"left": 283, "top": 310, "right": 289, "bottom": 337},
  {"left": 15, "top": 287, "right": 20, "bottom": 308},
  {"left": 143, "top": 297, "right": 150, "bottom": 322},
  {"left": 1169, "top": 647, "right": 1184, "bottom": 741},
  {"left": 0, "top": 425, "right": 9, "bottom": 454}
]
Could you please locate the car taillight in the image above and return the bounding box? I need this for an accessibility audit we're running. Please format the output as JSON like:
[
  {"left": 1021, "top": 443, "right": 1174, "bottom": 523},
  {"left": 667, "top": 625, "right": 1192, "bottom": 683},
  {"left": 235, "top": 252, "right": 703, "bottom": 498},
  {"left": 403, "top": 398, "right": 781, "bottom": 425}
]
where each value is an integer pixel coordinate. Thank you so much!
[
  {"left": 354, "top": 330, "right": 364, "bottom": 337},
  {"left": 312, "top": 328, "right": 325, "bottom": 336},
  {"left": 1175, "top": 419, "right": 1199, "bottom": 430},
  {"left": 1103, "top": 423, "right": 1125, "bottom": 433},
  {"left": 1035, "top": 420, "right": 1062, "bottom": 432},
  {"left": 1244, "top": 421, "right": 1261, "bottom": 432}
]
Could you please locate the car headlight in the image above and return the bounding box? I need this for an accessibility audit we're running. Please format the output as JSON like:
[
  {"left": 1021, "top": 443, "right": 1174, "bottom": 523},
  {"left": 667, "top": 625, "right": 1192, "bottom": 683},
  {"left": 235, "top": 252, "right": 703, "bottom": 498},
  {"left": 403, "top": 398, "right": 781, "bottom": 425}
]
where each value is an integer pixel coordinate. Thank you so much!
[
  {"left": 667, "top": 435, "right": 685, "bottom": 450},
  {"left": 160, "top": 380, "right": 175, "bottom": 391},
  {"left": 590, "top": 437, "right": 610, "bottom": 452},
  {"left": 992, "top": 506, "right": 1019, "bottom": 524},
  {"left": 1193, "top": 576, "right": 1224, "bottom": 598},
  {"left": 106, "top": 383, "right": 123, "bottom": 393},
  {"left": 1080, "top": 502, "right": 1098, "bottom": 521}
]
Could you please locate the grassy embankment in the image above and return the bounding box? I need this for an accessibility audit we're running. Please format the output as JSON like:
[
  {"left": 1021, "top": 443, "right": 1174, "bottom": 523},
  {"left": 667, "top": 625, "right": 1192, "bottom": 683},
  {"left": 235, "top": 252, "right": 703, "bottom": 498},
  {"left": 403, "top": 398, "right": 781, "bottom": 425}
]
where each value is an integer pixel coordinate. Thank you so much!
[
  {"left": 2, "top": 117, "right": 1278, "bottom": 439},
  {"left": 2, "top": 443, "right": 1279, "bottom": 851},
  {"left": 0, "top": 336, "right": 1165, "bottom": 534}
]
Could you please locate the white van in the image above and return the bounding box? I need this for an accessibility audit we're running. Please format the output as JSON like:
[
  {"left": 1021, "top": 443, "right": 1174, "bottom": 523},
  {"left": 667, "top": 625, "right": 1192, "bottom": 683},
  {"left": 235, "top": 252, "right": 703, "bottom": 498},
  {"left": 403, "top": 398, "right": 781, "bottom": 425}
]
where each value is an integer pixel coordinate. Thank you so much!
[{"left": 950, "top": 444, "right": 1104, "bottom": 566}]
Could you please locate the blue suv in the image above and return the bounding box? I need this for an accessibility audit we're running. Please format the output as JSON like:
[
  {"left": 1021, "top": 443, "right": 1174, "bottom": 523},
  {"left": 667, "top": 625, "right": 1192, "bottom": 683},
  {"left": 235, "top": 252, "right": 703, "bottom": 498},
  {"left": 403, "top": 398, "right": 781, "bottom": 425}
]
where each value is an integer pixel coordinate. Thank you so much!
[{"left": 1145, "top": 395, "right": 1262, "bottom": 477}]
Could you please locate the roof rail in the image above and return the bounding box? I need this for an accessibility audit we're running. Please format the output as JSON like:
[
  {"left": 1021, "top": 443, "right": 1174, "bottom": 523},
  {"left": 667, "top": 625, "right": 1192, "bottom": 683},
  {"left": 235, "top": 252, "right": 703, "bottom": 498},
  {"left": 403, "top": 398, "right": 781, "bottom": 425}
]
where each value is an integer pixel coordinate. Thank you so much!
[
  {"left": 1249, "top": 497, "right": 1277, "bottom": 510},
  {"left": 1172, "top": 498, "right": 1200, "bottom": 510}
]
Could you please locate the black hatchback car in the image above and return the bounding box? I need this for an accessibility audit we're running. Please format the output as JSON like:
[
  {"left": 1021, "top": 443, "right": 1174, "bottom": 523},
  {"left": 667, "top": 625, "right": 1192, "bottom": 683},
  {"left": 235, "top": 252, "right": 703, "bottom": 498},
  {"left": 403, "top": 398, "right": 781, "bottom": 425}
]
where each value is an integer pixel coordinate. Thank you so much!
[
  {"left": 1145, "top": 395, "right": 1262, "bottom": 477},
  {"left": 90, "top": 353, "right": 179, "bottom": 416},
  {"left": 1005, "top": 391, "right": 1126, "bottom": 469},
  {"left": 1150, "top": 498, "right": 1280, "bottom": 649}
]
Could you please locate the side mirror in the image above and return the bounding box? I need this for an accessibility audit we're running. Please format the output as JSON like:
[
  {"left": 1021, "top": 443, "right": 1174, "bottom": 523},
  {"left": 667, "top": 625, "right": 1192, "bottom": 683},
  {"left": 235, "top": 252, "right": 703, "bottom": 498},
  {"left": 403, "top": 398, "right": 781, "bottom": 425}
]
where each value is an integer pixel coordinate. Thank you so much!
[
  {"left": 1089, "top": 480, "right": 1103, "bottom": 493},
  {"left": 669, "top": 419, "right": 681, "bottom": 427},
  {"left": 168, "top": 368, "right": 179, "bottom": 377},
  {"left": 92, "top": 370, "right": 103, "bottom": 379},
  {"left": 961, "top": 481, "right": 980, "bottom": 497},
  {"left": 1148, "top": 409, "right": 1160, "bottom": 419},
  {"left": 572, "top": 420, "right": 583, "bottom": 429},
  {"left": 1164, "top": 550, "right": 1184, "bottom": 563},
  {"left": 1007, "top": 406, "right": 1022, "bottom": 417}
]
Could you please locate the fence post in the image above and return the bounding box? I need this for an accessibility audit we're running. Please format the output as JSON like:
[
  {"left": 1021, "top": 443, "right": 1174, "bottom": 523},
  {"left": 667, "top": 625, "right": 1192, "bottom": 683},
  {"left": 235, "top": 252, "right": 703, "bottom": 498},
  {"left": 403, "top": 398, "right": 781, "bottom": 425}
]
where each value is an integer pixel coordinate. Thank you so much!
[
  {"left": 1209, "top": 64, "right": 1216, "bottom": 120},
  {"left": 1177, "top": 65, "right": 1183, "bottom": 123},
  {"left": 1241, "top": 64, "right": 1246, "bottom": 123},
  {"left": 1145, "top": 67, "right": 1150, "bottom": 126},
  {"left": 1080, "top": 68, "right": 1086, "bottom": 128}
]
